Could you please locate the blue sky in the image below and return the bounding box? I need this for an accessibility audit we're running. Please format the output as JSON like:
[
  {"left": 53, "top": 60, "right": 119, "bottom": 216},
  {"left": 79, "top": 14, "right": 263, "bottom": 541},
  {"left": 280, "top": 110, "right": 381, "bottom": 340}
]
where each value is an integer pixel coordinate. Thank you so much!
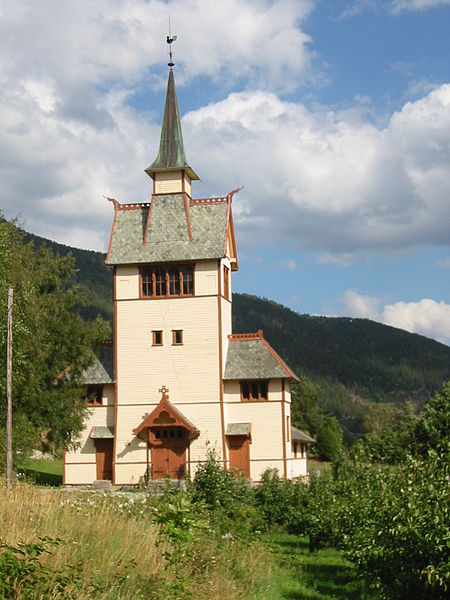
[{"left": 0, "top": 0, "right": 449, "bottom": 343}]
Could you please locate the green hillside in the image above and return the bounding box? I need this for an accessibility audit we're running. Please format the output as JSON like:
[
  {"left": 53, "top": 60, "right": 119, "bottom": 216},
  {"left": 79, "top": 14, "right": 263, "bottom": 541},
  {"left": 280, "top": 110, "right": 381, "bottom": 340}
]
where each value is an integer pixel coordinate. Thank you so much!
[{"left": 23, "top": 231, "right": 450, "bottom": 436}]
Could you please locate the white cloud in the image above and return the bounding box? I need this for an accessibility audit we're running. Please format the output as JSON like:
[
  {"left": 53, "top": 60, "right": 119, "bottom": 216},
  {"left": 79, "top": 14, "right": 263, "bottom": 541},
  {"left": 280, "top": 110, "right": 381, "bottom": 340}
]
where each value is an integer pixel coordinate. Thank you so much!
[
  {"left": 186, "top": 83, "right": 450, "bottom": 255},
  {"left": 390, "top": 0, "right": 450, "bottom": 13},
  {"left": 339, "top": 290, "right": 450, "bottom": 344},
  {"left": 383, "top": 299, "right": 450, "bottom": 344},
  {"left": 340, "top": 289, "right": 382, "bottom": 319}
]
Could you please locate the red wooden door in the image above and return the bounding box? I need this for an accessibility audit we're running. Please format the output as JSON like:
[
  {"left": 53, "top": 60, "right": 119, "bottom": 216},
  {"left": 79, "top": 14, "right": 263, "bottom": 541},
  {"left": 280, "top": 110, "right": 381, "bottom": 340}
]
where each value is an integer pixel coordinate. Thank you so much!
[
  {"left": 95, "top": 440, "right": 113, "bottom": 480},
  {"left": 228, "top": 436, "right": 250, "bottom": 477},
  {"left": 151, "top": 428, "right": 187, "bottom": 480}
]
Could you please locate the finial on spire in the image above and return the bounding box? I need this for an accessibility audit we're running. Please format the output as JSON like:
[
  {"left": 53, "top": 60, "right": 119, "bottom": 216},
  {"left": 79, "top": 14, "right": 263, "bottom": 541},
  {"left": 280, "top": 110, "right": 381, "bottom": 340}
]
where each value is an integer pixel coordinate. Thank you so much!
[{"left": 167, "top": 18, "right": 177, "bottom": 68}]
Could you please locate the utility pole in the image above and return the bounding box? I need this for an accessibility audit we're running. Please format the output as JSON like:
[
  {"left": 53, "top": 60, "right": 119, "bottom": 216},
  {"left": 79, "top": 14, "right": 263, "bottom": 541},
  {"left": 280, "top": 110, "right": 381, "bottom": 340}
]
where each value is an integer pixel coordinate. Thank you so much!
[{"left": 6, "top": 287, "right": 13, "bottom": 490}]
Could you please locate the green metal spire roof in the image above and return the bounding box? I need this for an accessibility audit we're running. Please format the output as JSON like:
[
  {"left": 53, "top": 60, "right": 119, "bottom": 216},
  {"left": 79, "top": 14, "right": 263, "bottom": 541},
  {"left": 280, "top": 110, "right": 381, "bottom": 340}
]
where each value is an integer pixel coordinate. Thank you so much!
[{"left": 145, "top": 69, "right": 199, "bottom": 181}]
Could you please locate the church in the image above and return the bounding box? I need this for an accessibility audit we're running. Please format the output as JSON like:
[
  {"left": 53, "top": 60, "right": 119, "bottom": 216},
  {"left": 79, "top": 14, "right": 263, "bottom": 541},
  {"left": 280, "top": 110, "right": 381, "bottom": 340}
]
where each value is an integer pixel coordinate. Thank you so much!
[{"left": 63, "top": 57, "right": 314, "bottom": 486}]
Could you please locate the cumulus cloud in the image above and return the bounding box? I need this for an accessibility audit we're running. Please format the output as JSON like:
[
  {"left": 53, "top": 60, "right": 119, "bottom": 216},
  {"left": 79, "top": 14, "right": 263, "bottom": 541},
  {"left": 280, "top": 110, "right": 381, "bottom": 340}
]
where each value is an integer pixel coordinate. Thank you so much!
[
  {"left": 0, "top": 0, "right": 449, "bottom": 261},
  {"left": 0, "top": 0, "right": 314, "bottom": 248},
  {"left": 186, "top": 84, "right": 450, "bottom": 255},
  {"left": 339, "top": 290, "right": 450, "bottom": 345},
  {"left": 390, "top": 0, "right": 450, "bottom": 13}
]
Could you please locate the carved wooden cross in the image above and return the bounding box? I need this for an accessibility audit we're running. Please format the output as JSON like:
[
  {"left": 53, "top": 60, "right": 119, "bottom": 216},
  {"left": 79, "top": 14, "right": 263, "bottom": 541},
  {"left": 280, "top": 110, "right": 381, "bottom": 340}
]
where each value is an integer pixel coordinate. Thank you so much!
[{"left": 159, "top": 385, "right": 169, "bottom": 400}]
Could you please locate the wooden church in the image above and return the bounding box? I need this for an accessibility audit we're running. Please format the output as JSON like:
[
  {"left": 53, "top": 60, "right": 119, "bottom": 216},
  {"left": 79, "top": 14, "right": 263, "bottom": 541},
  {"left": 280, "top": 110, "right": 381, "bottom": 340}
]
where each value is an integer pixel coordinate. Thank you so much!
[{"left": 64, "top": 58, "right": 314, "bottom": 486}]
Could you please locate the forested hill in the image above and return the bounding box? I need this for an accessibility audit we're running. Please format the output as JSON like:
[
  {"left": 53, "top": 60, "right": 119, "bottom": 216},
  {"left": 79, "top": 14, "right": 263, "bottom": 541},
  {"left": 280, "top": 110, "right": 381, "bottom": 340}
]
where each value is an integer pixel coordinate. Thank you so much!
[{"left": 24, "top": 230, "right": 450, "bottom": 425}]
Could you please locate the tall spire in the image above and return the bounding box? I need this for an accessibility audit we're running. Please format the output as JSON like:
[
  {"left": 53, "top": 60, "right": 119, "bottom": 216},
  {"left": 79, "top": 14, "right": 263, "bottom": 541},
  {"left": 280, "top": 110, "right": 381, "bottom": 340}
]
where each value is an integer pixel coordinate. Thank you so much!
[{"left": 145, "top": 35, "right": 199, "bottom": 181}]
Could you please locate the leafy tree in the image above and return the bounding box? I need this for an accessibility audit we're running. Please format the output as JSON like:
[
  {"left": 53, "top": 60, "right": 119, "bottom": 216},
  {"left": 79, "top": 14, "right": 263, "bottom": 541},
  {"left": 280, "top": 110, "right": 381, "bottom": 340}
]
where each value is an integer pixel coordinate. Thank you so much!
[
  {"left": 415, "top": 381, "right": 450, "bottom": 455},
  {"left": 290, "top": 378, "right": 324, "bottom": 436},
  {"left": 316, "top": 416, "right": 343, "bottom": 461},
  {"left": 0, "top": 214, "right": 109, "bottom": 463}
]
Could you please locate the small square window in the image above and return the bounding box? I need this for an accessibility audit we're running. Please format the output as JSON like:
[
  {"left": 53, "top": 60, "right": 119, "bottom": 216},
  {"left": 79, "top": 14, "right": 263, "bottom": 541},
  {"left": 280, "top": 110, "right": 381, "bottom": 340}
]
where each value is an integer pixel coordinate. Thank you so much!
[
  {"left": 87, "top": 385, "right": 103, "bottom": 406},
  {"left": 172, "top": 330, "right": 183, "bottom": 345},
  {"left": 152, "top": 330, "right": 163, "bottom": 346}
]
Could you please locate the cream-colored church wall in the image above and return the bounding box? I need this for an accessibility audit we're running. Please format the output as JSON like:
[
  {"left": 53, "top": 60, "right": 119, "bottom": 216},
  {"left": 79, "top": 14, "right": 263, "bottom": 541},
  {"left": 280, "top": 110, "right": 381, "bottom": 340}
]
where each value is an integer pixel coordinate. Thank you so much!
[
  {"left": 116, "top": 265, "right": 139, "bottom": 300},
  {"left": 180, "top": 403, "right": 224, "bottom": 463},
  {"left": 250, "top": 460, "right": 285, "bottom": 482},
  {"left": 116, "top": 296, "right": 220, "bottom": 405},
  {"left": 115, "top": 463, "right": 149, "bottom": 486},
  {"left": 65, "top": 463, "right": 97, "bottom": 485},
  {"left": 288, "top": 458, "right": 308, "bottom": 479},
  {"left": 195, "top": 260, "right": 218, "bottom": 296},
  {"left": 226, "top": 402, "right": 283, "bottom": 459}
]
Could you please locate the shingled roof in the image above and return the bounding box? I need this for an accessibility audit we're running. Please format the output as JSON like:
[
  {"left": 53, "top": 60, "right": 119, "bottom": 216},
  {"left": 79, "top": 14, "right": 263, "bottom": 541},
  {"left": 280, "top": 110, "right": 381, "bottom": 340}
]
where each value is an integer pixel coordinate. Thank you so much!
[
  {"left": 106, "top": 194, "right": 236, "bottom": 266},
  {"left": 81, "top": 343, "right": 114, "bottom": 385},
  {"left": 224, "top": 331, "right": 298, "bottom": 381}
]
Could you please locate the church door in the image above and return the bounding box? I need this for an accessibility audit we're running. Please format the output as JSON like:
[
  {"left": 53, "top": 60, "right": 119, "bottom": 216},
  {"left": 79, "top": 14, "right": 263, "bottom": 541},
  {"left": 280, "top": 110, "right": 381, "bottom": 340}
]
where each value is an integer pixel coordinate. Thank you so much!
[
  {"left": 151, "top": 428, "right": 188, "bottom": 480},
  {"left": 228, "top": 436, "right": 250, "bottom": 477},
  {"left": 95, "top": 439, "right": 113, "bottom": 480}
]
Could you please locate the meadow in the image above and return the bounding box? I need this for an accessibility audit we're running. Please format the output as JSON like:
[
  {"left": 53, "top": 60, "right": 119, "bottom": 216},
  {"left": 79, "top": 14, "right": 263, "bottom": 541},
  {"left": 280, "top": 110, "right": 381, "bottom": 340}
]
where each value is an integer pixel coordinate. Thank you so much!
[{"left": 1, "top": 458, "right": 367, "bottom": 599}]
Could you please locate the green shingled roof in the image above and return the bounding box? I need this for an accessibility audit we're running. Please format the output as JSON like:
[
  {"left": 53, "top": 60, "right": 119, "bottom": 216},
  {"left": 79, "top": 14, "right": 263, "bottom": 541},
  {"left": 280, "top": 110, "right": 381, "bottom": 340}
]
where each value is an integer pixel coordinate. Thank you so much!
[
  {"left": 145, "top": 69, "right": 199, "bottom": 181},
  {"left": 81, "top": 345, "right": 114, "bottom": 384},
  {"left": 291, "top": 426, "right": 315, "bottom": 444},
  {"left": 107, "top": 195, "right": 229, "bottom": 265},
  {"left": 224, "top": 338, "right": 297, "bottom": 380}
]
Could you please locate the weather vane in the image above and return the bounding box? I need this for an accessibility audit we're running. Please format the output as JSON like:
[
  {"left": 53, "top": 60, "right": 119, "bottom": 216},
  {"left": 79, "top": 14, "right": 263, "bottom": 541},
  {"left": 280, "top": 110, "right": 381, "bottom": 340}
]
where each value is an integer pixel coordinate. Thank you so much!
[{"left": 167, "top": 18, "right": 177, "bottom": 68}]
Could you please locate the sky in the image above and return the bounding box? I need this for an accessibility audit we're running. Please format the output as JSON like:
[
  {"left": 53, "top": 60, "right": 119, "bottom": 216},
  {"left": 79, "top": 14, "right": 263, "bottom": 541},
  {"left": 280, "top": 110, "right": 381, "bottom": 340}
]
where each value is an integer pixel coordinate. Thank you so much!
[{"left": 1, "top": 0, "right": 449, "bottom": 344}]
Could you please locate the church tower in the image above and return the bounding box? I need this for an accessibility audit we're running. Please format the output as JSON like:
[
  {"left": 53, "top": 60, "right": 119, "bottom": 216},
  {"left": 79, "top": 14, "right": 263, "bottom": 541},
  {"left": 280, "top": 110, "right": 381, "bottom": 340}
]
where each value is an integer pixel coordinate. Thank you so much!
[{"left": 63, "top": 41, "right": 312, "bottom": 486}]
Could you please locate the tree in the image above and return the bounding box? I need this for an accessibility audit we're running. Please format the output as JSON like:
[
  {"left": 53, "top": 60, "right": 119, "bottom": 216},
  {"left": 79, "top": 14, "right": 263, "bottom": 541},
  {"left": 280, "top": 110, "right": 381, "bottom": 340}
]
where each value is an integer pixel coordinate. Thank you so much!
[
  {"left": 415, "top": 380, "right": 450, "bottom": 455},
  {"left": 0, "top": 214, "right": 109, "bottom": 464},
  {"left": 316, "top": 416, "right": 343, "bottom": 461}
]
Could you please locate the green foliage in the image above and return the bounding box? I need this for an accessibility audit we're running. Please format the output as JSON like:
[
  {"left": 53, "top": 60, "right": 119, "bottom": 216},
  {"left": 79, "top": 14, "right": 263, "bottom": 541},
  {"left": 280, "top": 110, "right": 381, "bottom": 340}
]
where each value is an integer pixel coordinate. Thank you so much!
[
  {"left": 291, "top": 378, "right": 325, "bottom": 437},
  {"left": 357, "top": 402, "right": 418, "bottom": 463},
  {"left": 415, "top": 380, "right": 450, "bottom": 455},
  {"left": 316, "top": 417, "right": 343, "bottom": 461},
  {"left": 0, "top": 214, "right": 110, "bottom": 462},
  {"left": 189, "top": 450, "right": 258, "bottom": 532},
  {"left": 302, "top": 451, "right": 450, "bottom": 598},
  {"left": 0, "top": 537, "right": 79, "bottom": 598}
]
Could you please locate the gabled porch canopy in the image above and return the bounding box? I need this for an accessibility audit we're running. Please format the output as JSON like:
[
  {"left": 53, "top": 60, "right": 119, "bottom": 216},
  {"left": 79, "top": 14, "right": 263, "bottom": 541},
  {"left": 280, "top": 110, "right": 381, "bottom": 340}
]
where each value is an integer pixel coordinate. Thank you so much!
[{"left": 133, "top": 390, "right": 199, "bottom": 441}]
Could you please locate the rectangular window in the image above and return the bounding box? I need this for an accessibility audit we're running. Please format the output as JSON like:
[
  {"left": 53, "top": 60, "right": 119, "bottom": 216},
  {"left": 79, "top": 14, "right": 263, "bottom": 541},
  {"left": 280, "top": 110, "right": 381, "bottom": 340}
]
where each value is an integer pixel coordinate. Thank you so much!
[
  {"left": 293, "top": 442, "right": 298, "bottom": 459},
  {"left": 172, "top": 330, "right": 183, "bottom": 345},
  {"left": 152, "top": 330, "right": 163, "bottom": 346},
  {"left": 87, "top": 385, "right": 103, "bottom": 406},
  {"left": 141, "top": 265, "right": 194, "bottom": 298},
  {"left": 240, "top": 381, "right": 269, "bottom": 401},
  {"left": 223, "top": 265, "right": 229, "bottom": 300}
]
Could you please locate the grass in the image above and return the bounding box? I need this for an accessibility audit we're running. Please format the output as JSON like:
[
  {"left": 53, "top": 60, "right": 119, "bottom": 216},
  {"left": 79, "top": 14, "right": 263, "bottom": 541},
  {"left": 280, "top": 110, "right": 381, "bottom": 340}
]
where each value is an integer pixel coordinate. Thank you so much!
[
  {"left": 0, "top": 480, "right": 277, "bottom": 599},
  {"left": 18, "top": 457, "right": 63, "bottom": 486},
  {"left": 265, "top": 532, "right": 369, "bottom": 600}
]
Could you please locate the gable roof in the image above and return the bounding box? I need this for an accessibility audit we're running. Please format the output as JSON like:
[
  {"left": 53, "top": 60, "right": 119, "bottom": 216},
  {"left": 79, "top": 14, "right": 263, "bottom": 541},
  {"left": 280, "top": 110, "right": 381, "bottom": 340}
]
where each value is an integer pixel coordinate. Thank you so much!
[
  {"left": 133, "top": 394, "right": 200, "bottom": 440},
  {"left": 106, "top": 192, "right": 238, "bottom": 267},
  {"left": 224, "top": 330, "right": 299, "bottom": 381},
  {"left": 80, "top": 342, "right": 114, "bottom": 385}
]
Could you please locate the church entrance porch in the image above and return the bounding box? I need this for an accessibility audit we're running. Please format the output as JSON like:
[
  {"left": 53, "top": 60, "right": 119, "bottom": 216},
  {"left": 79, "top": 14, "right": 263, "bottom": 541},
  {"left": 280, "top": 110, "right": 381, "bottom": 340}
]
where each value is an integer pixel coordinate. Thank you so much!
[{"left": 133, "top": 386, "right": 200, "bottom": 481}]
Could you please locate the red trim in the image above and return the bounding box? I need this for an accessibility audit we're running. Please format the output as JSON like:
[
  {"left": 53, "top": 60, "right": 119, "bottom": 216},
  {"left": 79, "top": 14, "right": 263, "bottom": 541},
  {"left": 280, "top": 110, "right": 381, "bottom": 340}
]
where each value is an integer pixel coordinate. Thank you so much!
[
  {"left": 217, "top": 261, "right": 228, "bottom": 469},
  {"left": 281, "top": 380, "right": 287, "bottom": 479},
  {"left": 105, "top": 198, "right": 119, "bottom": 265},
  {"left": 183, "top": 192, "right": 193, "bottom": 241},
  {"left": 112, "top": 268, "right": 118, "bottom": 486},
  {"left": 189, "top": 196, "right": 228, "bottom": 206},
  {"left": 143, "top": 195, "right": 155, "bottom": 245},
  {"left": 223, "top": 188, "right": 241, "bottom": 271},
  {"left": 260, "top": 336, "right": 299, "bottom": 381},
  {"left": 133, "top": 393, "right": 199, "bottom": 439}
]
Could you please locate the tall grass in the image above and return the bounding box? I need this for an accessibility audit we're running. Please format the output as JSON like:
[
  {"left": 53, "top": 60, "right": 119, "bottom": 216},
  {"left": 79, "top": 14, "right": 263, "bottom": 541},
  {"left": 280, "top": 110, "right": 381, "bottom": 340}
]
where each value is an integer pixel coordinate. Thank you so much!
[{"left": 0, "top": 480, "right": 275, "bottom": 599}]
